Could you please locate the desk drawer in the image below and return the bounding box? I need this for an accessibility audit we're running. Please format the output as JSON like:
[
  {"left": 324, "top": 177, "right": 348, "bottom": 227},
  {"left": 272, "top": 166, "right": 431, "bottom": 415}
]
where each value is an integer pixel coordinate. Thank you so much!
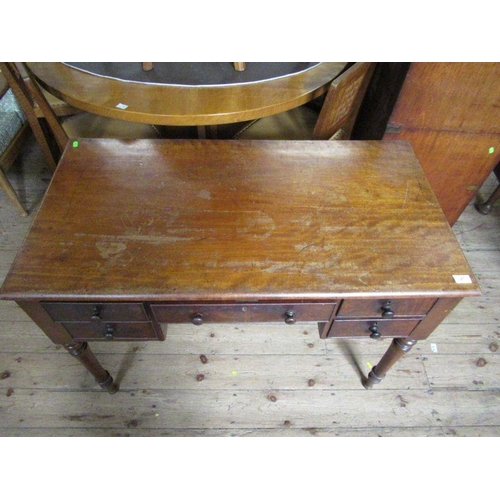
[
  {"left": 151, "top": 302, "right": 335, "bottom": 325},
  {"left": 62, "top": 322, "right": 160, "bottom": 341},
  {"left": 325, "top": 319, "right": 420, "bottom": 339},
  {"left": 42, "top": 302, "right": 148, "bottom": 323},
  {"left": 336, "top": 298, "right": 436, "bottom": 319}
]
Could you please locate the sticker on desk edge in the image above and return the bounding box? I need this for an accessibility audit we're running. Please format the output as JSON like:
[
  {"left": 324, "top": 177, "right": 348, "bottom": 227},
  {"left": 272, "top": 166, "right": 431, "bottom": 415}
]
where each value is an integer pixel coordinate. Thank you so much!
[
  {"left": 116, "top": 103, "right": 129, "bottom": 109},
  {"left": 453, "top": 274, "right": 473, "bottom": 284}
]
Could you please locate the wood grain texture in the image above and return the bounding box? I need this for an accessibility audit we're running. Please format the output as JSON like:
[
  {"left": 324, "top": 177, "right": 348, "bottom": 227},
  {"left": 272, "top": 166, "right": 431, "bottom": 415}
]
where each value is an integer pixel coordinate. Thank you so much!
[
  {"left": 0, "top": 139, "right": 479, "bottom": 301},
  {"left": 1, "top": 136, "right": 496, "bottom": 437},
  {"left": 27, "top": 63, "right": 348, "bottom": 126},
  {"left": 383, "top": 63, "right": 500, "bottom": 225},
  {"left": 384, "top": 128, "right": 500, "bottom": 225},
  {"left": 388, "top": 63, "right": 500, "bottom": 134}
]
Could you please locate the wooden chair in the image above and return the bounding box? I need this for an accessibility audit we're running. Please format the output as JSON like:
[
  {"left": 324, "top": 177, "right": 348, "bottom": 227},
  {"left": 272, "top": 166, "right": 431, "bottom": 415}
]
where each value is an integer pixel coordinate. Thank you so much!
[
  {"left": 235, "top": 62, "right": 376, "bottom": 140},
  {"left": 1, "top": 63, "right": 161, "bottom": 171},
  {"left": 0, "top": 72, "right": 30, "bottom": 215}
]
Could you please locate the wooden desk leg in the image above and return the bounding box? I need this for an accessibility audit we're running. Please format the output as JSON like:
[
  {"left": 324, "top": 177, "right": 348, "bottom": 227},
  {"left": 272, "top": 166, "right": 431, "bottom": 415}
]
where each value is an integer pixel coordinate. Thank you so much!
[
  {"left": 64, "top": 342, "right": 119, "bottom": 394},
  {"left": 475, "top": 183, "right": 500, "bottom": 214},
  {"left": 362, "top": 338, "right": 417, "bottom": 389}
]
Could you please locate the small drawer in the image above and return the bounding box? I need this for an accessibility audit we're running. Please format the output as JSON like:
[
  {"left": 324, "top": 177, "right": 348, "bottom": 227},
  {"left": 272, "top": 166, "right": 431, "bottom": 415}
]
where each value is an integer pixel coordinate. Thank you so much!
[
  {"left": 325, "top": 319, "right": 420, "bottom": 339},
  {"left": 151, "top": 302, "right": 335, "bottom": 325},
  {"left": 42, "top": 302, "right": 148, "bottom": 323},
  {"left": 62, "top": 322, "right": 160, "bottom": 341},
  {"left": 336, "top": 298, "right": 436, "bottom": 319}
]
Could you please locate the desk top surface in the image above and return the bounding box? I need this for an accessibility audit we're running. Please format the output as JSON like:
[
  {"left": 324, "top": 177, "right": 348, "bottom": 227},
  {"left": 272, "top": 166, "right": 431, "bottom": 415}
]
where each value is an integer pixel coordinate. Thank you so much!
[
  {"left": 0, "top": 139, "right": 480, "bottom": 301},
  {"left": 27, "top": 62, "right": 347, "bottom": 126}
]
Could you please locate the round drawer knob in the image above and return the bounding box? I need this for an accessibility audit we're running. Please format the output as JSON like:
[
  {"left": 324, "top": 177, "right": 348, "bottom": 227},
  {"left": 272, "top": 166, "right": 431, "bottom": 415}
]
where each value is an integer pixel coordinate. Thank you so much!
[
  {"left": 192, "top": 313, "right": 204, "bottom": 326},
  {"left": 104, "top": 325, "right": 115, "bottom": 340},
  {"left": 284, "top": 311, "right": 296, "bottom": 325},
  {"left": 91, "top": 306, "right": 101, "bottom": 322},
  {"left": 369, "top": 324, "right": 381, "bottom": 339},
  {"left": 381, "top": 301, "right": 394, "bottom": 318}
]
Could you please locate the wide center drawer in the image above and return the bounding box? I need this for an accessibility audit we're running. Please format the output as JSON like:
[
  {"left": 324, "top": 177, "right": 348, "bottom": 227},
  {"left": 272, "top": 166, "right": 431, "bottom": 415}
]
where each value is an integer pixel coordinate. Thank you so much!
[{"left": 151, "top": 302, "right": 336, "bottom": 325}]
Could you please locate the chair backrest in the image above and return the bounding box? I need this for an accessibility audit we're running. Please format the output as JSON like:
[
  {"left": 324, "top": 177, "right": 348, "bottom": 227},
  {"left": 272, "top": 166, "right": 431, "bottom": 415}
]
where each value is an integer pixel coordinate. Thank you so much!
[
  {"left": 20, "top": 63, "right": 70, "bottom": 153},
  {"left": 0, "top": 63, "right": 69, "bottom": 170},
  {"left": 313, "top": 62, "right": 376, "bottom": 140}
]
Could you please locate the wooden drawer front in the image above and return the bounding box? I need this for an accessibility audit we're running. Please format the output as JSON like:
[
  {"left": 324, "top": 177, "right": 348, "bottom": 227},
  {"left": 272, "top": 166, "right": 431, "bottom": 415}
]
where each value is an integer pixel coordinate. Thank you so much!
[
  {"left": 62, "top": 322, "right": 160, "bottom": 341},
  {"left": 151, "top": 303, "right": 335, "bottom": 325},
  {"left": 325, "top": 319, "right": 420, "bottom": 339},
  {"left": 42, "top": 302, "right": 148, "bottom": 323},
  {"left": 336, "top": 298, "right": 436, "bottom": 319}
]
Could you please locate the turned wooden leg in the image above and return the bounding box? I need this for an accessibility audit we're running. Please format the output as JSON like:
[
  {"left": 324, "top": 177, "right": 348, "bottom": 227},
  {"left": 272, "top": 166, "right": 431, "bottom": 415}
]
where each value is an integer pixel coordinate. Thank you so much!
[
  {"left": 64, "top": 342, "right": 119, "bottom": 394},
  {"left": 475, "top": 183, "right": 500, "bottom": 214},
  {"left": 362, "top": 338, "right": 417, "bottom": 389}
]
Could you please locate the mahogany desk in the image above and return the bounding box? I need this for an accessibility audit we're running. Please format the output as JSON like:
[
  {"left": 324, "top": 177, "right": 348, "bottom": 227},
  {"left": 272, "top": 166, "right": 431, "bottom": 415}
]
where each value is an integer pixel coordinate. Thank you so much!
[{"left": 0, "top": 140, "right": 480, "bottom": 393}]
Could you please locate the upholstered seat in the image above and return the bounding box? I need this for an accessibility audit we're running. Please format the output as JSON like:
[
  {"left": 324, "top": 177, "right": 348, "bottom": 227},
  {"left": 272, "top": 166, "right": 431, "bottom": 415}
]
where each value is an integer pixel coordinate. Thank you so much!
[{"left": 0, "top": 85, "right": 30, "bottom": 215}]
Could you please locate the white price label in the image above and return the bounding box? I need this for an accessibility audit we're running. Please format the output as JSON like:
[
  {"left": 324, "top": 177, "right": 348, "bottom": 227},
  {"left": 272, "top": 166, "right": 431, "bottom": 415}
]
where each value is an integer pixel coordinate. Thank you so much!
[{"left": 453, "top": 274, "right": 472, "bottom": 284}]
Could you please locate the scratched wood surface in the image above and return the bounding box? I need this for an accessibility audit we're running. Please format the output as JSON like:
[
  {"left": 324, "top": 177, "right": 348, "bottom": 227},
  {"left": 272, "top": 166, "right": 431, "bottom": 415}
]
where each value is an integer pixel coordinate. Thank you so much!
[
  {"left": 0, "top": 136, "right": 499, "bottom": 437},
  {"left": 0, "top": 139, "right": 479, "bottom": 301}
]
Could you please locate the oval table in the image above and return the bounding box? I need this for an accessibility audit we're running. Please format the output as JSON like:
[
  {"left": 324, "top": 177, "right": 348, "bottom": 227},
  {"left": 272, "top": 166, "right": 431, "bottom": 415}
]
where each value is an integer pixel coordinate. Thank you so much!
[{"left": 27, "top": 62, "right": 348, "bottom": 128}]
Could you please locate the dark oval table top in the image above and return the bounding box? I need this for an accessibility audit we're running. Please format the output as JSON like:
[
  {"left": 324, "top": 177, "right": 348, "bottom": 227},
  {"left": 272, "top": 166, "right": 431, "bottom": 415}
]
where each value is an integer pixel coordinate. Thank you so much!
[{"left": 27, "top": 62, "right": 348, "bottom": 126}]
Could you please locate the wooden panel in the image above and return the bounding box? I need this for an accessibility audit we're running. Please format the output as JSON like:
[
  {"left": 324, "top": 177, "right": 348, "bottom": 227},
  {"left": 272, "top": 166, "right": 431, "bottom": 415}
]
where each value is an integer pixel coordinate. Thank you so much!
[
  {"left": 325, "top": 319, "right": 419, "bottom": 338},
  {"left": 384, "top": 129, "right": 500, "bottom": 225},
  {"left": 337, "top": 297, "right": 435, "bottom": 318},
  {"left": 2, "top": 388, "right": 500, "bottom": 430},
  {"left": 151, "top": 302, "right": 335, "bottom": 324},
  {"left": 383, "top": 63, "right": 500, "bottom": 225},
  {"left": 389, "top": 63, "right": 500, "bottom": 134},
  {"left": 42, "top": 302, "right": 148, "bottom": 322},
  {"left": 424, "top": 354, "right": 500, "bottom": 391},
  {"left": 0, "top": 140, "right": 480, "bottom": 301},
  {"left": 62, "top": 321, "right": 161, "bottom": 341},
  {"left": 0, "top": 352, "right": 428, "bottom": 392}
]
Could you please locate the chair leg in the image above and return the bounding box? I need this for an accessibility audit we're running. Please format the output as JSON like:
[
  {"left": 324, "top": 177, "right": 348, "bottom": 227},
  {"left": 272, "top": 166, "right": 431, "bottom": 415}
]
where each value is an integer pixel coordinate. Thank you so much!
[
  {"left": 0, "top": 168, "right": 28, "bottom": 216},
  {"left": 475, "top": 182, "right": 500, "bottom": 215}
]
